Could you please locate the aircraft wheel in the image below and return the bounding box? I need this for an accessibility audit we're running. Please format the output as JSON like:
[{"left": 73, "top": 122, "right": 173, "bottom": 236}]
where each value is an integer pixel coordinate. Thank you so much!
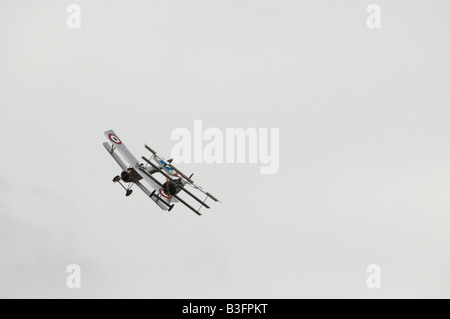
[
  {"left": 113, "top": 176, "right": 120, "bottom": 182},
  {"left": 126, "top": 190, "right": 133, "bottom": 197}
]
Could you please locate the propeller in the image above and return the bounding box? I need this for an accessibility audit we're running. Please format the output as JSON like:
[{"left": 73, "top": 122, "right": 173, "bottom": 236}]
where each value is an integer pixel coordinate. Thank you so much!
[{"left": 164, "top": 178, "right": 172, "bottom": 204}]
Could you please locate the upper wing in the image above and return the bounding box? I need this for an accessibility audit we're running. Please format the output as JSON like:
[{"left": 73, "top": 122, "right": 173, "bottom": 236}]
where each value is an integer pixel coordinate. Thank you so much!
[
  {"left": 104, "top": 130, "right": 161, "bottom": 192},
  {"left": 104, "top": 130, "right": 140, "bottom": 167},
  {"left": 103, "top": 142, "right": 128, "bottom": 171}
]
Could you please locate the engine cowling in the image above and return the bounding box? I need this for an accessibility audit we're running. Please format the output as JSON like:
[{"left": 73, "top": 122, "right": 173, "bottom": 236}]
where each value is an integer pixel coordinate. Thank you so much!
[
  {"left": 162, "top": 179, "right": 183, "bottom": 196},
  {"left": 121, "top": 169, "right": 142, "bottom": 183}
]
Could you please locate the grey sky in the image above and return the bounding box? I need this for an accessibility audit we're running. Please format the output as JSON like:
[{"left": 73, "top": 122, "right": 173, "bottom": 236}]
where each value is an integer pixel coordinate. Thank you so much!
[{"left": 0, "top": 0, "right": 449, "bottom": 298}]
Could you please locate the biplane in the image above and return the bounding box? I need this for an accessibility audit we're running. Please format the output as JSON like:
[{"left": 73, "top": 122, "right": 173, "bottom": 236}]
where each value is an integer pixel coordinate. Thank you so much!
[{"left": 103, "top": 130, "right": 220, "bottom": 216}]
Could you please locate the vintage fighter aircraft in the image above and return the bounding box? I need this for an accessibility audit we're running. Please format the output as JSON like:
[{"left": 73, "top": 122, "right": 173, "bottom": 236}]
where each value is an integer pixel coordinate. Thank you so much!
[{"left": 103, "top": 130, "right": 220, "bottom": 216}]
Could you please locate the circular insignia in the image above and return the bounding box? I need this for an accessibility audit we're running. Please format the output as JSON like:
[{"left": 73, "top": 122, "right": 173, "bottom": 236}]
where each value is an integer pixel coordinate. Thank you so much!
[
  {"left": 109, "top": 134, "right": 122, "bottom": 144},
  {"left": 159, "top": 188, "right": 172, "bottom": 199}
]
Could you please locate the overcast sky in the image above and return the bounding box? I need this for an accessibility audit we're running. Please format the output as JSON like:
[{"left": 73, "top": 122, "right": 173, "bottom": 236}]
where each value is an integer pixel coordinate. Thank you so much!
[{"left": 1, "top": 0, "right": 450, "bottom": 298}]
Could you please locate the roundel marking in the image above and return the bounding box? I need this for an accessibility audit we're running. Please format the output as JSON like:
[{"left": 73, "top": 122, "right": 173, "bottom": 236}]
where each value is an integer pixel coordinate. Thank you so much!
[
  {"left": 159, "top": 188, "right": 172, "bottom": 199},
  {"left": 109, "top": 134, "right": 122, "bottom": 144}
]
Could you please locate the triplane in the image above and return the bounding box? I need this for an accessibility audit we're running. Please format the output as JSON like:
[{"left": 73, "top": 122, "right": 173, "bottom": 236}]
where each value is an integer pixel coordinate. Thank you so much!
[{"left": 103, "top": 130, "right": 220, "bottom": 216}]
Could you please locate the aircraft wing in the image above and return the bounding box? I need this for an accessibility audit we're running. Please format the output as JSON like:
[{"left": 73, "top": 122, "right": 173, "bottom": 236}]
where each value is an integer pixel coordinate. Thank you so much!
[
  {"left": 183, "top": 180, "right": 220, "bottom": 203},
  {"left": 137, "top": 166, "right": 202, "bottom": 215},
  {"left": 104, "top": 130, "right": 140, "bottom": 167},
  {"left": 104, "top": 130, "right": 161, "bottom": 192},
  {"left": 134, "top": 180, "right": 173, "bottom": 211},
  {"left": 144, "top": 145, "right": 221, "bottom": 203},
  {"left": 103, "top": 142, "right": 128, "bottom": 171}
]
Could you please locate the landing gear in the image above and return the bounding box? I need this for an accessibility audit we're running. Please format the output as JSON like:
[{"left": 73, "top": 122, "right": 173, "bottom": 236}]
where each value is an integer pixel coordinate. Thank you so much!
[{"left": 112, "top": 175, "right": 134, "bottom": 197}]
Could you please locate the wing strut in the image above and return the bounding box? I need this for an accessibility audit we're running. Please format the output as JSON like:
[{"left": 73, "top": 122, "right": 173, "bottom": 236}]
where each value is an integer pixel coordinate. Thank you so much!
[
  {"left": 142, "top": 156, "right": 171, "bottom": 180},
  {"left": 180, "top": 187, "right": 210, "bottom": 209},
  {"left": 138, "top": 167, "right": 201, "bottom": 216}
]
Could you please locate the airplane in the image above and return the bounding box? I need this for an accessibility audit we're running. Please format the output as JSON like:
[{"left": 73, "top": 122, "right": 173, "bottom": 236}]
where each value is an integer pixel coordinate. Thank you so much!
[{"left": 103, "top": 130, "right": 220, "bottom": 216}]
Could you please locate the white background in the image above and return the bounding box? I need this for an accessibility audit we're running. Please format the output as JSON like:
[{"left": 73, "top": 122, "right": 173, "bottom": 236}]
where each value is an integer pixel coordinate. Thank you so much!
[{"left": 0, "top": 0, "right": 449, "bottom": 298}]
